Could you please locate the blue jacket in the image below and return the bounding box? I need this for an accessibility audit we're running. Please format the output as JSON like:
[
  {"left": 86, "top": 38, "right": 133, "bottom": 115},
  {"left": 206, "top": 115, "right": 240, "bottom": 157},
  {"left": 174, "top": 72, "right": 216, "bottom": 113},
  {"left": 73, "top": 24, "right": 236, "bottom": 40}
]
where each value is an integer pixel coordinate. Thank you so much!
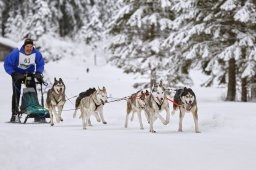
[{"left": 4, "top": 46, "right": 45, "bottom": 75}]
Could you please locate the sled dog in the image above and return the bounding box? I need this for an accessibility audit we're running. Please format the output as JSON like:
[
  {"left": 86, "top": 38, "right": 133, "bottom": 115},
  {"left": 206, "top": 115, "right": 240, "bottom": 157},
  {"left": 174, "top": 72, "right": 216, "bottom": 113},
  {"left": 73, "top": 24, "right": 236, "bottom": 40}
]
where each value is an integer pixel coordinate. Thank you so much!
[
  {"left": 125, "top": 90, "right": 150, "bottom": 129},
  {"left": 46, "top": 78, "right": 66, "bottom": 126},
  {"left": 145, "top": 81, "right": 170, "bottom": 133},
  {"left": 171, "top": 87, "right": 200, "bottom": 133},
  {"left": 74, "top": 87, "right": 108, "bottom": 129}
]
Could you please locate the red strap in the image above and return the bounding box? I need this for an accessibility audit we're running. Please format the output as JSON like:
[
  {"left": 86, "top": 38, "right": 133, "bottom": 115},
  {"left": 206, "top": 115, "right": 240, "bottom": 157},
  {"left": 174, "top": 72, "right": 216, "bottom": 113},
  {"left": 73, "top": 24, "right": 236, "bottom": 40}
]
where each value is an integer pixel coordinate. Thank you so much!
[{"left": 166, "top": 97, "right": 179, "bottom": 106}]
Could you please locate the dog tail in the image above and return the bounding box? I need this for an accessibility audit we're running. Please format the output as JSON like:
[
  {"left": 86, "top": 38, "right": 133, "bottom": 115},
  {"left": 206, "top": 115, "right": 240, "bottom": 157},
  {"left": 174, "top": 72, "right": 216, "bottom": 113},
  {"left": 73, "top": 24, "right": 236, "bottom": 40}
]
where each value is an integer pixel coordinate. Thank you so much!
[
  {"left": 127, "top": 101, "right": 132, "bottom": 114},
  {"left": 73, "top": 109, "right": 77, "bottom": 118}
]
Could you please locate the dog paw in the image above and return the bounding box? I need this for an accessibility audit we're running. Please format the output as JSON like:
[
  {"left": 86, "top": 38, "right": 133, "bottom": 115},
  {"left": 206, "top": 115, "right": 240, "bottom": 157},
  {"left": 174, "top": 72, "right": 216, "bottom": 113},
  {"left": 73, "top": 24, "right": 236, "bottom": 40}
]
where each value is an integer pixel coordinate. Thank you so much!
[
  {"left": 150, "top": 130, "right": 156, "bottom": 133},
  {"left": 178, "top": 129, "right": 183, "bottom": 132},
  {"left": 50, "top": 123, "right": 54, "bottom": 126},
  {"left": 140, "top": 127, "right": 144, "bottom": 130},
  {"left": 195, "top": 130, "right": 201, "bottom": 133},
  {"left": 103, "top": 121, "right": 107, "bottom": 124},
  {"left": 60, "top": 118, "right": 63, "bottom": 122}
]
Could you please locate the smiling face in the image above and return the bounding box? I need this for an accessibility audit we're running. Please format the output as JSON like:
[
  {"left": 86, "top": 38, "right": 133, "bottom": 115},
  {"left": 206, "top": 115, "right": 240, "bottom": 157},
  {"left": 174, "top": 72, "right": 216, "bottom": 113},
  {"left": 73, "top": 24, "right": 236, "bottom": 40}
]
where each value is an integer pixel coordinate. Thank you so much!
[
  {"left": 24, "top": 44, "right": 33, "bottom": 55},
  {"left": 180, "top": 88, "right": 195, "bottom": 111},
  {"left": 96, "top": 87, "right": 107, "bottom": 104},
  {"left": 152, "top": 85, "right": 165, "bottom": 105},
  {"left": 53, "top": 78, "right": 65, "bottom": 95}
]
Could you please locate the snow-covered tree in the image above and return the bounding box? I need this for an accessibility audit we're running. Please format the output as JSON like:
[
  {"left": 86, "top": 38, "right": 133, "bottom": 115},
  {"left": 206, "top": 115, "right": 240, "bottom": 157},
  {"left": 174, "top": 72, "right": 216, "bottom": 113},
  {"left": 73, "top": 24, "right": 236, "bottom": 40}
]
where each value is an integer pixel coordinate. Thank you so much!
[
  {"left": 108, "top": 0, "right": 178, "bottom": 88},
  {"left": 76, "top": 0, "right": 122, "bottom": 45},
  {"left": 5, "top": 10, "right": 25, "bottom": 41},
  {"left": 164, "top": 0, "right": 256, "bottom": 101}
]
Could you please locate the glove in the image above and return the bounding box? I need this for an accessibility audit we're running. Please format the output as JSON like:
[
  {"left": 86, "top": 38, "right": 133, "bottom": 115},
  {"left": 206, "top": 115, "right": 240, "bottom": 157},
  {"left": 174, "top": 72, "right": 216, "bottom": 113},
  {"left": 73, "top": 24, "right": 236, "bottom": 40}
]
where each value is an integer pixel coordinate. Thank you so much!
[
  {"left": 11, "top": 72, "right": 24, "bottom": 81},
  {"left": 34, "top": 72, "right": 43, "bottom": 83}
]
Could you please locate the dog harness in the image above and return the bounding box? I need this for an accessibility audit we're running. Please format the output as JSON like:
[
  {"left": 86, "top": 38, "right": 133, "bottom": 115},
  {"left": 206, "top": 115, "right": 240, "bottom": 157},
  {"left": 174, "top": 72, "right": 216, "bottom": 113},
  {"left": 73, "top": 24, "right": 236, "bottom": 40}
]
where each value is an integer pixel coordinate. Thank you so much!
[
  {"left": 52, "top": 90, "right": 65, "bottom": 105},
  {"left": 92, "top": 97, "right": 101, "bottom": 111}
]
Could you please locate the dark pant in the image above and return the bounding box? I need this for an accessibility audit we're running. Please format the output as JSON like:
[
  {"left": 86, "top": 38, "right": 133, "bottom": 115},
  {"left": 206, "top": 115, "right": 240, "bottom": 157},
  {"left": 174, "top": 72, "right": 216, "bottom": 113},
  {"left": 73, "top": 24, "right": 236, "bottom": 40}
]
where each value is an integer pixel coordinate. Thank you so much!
[{"left": 12, "top": 77, "right": 36, "bottom": 116}]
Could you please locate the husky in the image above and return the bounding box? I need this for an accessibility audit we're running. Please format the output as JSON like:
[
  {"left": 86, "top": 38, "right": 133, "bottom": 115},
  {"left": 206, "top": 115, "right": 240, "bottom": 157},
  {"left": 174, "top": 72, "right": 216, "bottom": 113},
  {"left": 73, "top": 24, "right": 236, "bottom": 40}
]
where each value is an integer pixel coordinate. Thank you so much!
[
  {"left": 171, "top": 87, "right": 200, "bottom": 133},
  {"left": 145, "top": 81, "right": 170, "bottom": 133},
  {"left": 125, "top": 90, "right": 150, "bottom": 129},
  {"left": 46, "top": 78, "right": 66, "bottom": 126},
  {"left": 73, "top": 87, "right": 108, "bottom": 129}
]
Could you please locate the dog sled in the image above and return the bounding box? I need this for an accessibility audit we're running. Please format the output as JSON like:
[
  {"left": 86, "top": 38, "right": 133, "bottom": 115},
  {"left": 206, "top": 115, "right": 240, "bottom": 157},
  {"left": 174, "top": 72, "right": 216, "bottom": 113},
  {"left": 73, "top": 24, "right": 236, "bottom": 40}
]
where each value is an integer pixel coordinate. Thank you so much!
[{"left": 19, "top": 73, "right": 50, "bottom": 124}]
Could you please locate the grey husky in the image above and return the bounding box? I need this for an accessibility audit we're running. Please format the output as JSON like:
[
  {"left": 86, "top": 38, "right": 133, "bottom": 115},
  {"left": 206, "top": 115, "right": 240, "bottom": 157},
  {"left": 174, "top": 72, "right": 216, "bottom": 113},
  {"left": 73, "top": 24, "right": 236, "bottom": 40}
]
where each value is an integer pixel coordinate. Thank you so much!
[
  {"left": 46, "top": 78, "right": 66, "bottom": 126},
  {"left": 145, "top": 81, "right": 170, "bottom": 133},
  {"left": 125, "top": 90, "right": 149, "bottom": 129},
  {"left": 73, "top": 87, "right": 108, "bottom": 129},
  {"left": 171, "top": 87, "right": 200, "bottom": 133}
]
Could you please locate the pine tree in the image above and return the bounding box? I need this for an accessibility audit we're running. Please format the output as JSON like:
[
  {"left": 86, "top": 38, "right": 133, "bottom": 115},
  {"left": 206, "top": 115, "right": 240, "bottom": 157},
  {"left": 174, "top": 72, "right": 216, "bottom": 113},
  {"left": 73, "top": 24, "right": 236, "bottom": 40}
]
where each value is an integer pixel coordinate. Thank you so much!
[
  {"left": 108, "top": 0, "right": 175, "bottom": 88},
  {"left": 164, "top": 0, "right": 256, "bottom": 101}
]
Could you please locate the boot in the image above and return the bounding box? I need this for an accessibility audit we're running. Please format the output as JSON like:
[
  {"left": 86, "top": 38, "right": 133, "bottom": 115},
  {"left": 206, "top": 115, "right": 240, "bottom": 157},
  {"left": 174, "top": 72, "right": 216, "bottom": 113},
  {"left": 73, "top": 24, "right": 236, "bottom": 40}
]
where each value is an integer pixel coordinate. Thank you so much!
[
  {"left": 10, "top": 115, "right": 16, "bottom": 122},
  {"left": 10, "top": 114, "right": 21, "bottom": 123}
]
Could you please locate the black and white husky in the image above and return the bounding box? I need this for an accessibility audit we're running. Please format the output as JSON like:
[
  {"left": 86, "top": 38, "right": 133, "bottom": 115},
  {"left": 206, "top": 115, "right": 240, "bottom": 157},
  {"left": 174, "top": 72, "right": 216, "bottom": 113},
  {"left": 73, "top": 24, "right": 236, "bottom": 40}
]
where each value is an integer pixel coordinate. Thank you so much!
[
  {"left": 46, "top": 78, "right": 66, "bottom": 126},
  {"left": 145, "top": 81, "right": 170, "bottom": 133},
  {"left": 125, "top": 90, "right": 149, "bottom": 129},
  {"left": 171, "top": 87, "right": 200, "bottom": 133},
  {"left": 73, "top": 87, "right": 108, "bottom": 129}
]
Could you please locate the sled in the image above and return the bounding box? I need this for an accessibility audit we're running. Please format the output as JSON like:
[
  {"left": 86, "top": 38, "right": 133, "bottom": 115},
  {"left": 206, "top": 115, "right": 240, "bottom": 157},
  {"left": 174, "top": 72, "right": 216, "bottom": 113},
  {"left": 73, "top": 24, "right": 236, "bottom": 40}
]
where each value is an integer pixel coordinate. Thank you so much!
[{"left": 19, "top": 74, "right": 49, "bottom": 124}]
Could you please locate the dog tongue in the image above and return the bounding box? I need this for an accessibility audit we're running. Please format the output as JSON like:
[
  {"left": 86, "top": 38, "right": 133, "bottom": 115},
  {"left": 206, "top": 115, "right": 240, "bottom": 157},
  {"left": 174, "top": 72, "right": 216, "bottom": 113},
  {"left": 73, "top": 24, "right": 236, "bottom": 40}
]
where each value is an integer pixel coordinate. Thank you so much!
[{"left": 186, "top": 104, "right": 192, "bottom": 111}]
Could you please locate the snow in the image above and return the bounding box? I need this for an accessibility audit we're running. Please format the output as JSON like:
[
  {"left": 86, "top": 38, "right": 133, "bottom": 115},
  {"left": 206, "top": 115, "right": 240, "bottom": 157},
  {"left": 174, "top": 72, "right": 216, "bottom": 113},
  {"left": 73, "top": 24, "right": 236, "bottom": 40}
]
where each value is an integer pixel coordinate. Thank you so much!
[{"left": 1, "top": 54, "right": 256, "bottom": 170}]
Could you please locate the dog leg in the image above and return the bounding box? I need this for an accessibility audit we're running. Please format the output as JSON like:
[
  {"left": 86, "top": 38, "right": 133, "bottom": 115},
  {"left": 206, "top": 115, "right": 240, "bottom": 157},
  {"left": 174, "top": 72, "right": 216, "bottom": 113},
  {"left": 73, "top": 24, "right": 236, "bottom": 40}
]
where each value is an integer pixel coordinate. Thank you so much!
[
  {"left": 192, "top": 109, "right": 200, "bottom": 133},
  {"left": 87, "top": 118, "right": 92, "bottom": 126},
  {"left": 81, "top": 107, "right": 87, "bottom": 130},
  {"left": 57, "top": 105, "right": 64, "bottom": 122},
  {"left": 49, "top": 107, "right": 54, "bottom": 126},
  {"left": 125, "top": 111, "right": 130, "bottom": 128},
  {"left": 94, "top": 112, "right": 101, "bottom": 122},
  {"left": 171, "top": 106, "right": 177, "bottom": 116},
  {"left": 149, "top": 113, "right": 156, "bottom": 133},
  {"left": 178, "top": 110, "right": 185, "bottom": 132},
  {"left": 165, "top": 108, "right": 170, "bottom": 124},
  {"left": 137, "top": 111, "right": 144, "bottom": 130},
  {"left": 144, "top": 110, "right": 150, "bottom": 124},
  {"left": 156, "top": 113, "right": 168, "bottom": 125},
  {"left": 52, "top": 107, "right": 60, "bottom": 123},
  {"left": 99, "top": 110, "right": 107, "bottom": 124}
]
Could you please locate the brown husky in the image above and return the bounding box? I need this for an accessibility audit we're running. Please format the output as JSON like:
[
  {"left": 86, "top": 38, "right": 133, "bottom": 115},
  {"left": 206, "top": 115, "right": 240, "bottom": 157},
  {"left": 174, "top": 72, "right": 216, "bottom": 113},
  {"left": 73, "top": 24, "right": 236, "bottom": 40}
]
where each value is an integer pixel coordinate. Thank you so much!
[
  {"left": 125, "top": 90, "right": 149, "bottom": 129},
  {"left": 46, "top": 78, "right": 66, "bottom": 126}
]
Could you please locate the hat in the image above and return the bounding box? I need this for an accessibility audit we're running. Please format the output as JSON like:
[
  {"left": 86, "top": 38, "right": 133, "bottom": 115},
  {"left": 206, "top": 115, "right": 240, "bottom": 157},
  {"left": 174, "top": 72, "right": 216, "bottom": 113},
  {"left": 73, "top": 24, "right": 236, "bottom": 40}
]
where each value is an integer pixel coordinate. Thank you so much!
[{"left": 23, "top": 38, "right": 33, "bottom": 46}]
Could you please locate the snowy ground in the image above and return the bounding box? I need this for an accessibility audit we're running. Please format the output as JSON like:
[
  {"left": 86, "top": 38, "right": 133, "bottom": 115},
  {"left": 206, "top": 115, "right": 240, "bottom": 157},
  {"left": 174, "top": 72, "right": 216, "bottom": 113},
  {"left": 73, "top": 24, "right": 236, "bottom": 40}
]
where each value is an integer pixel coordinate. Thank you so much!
[{"left": 1, "top": 57, "right": 256, "bottom": 170}]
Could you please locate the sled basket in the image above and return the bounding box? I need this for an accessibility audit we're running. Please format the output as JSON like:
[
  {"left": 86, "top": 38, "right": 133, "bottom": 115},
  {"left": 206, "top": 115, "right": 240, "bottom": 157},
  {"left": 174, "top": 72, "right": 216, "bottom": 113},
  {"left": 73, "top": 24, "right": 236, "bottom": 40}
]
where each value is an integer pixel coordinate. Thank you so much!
[{"left": 20, "top": 87, "right": 49, "bottom": 123}]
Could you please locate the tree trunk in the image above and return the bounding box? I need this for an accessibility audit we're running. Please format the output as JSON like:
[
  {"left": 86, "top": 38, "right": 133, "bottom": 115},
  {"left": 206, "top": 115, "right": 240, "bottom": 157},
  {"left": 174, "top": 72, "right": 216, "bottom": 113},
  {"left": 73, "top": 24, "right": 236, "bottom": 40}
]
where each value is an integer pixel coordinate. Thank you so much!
[
  {"left": 226, "top": 58, "right": 236, "bottom": 101},
  {"left": 241, "top": 47, "right": 247, "bottom": 102},
  {"left": 241, "top": 77, "right": 247, "bottom": 102}
]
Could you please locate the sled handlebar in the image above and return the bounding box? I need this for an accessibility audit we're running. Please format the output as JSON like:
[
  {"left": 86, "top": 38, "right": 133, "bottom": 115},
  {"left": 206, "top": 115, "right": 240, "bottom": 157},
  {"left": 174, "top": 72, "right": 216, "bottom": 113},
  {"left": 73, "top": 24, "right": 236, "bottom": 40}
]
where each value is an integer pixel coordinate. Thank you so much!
[{"left": 22, "top": 73, "right": 48, "bottom": 86}]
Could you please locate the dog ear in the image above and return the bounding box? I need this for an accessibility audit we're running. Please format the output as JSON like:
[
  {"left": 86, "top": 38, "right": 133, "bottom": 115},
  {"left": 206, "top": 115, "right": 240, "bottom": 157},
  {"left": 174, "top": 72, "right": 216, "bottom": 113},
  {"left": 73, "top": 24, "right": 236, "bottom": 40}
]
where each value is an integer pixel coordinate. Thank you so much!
[
  {"left": 145, "top": 90, "right": 149, "bottom": 96},
  {"left": 159, "top": 80, "right": 163, "bottom": 87},
  {"left": 103, "top": 86, "right": 106, "bottom": 92},
  {"left": 59, "top": 78, "right": 63, "bottom": 82},
  {"left": 54, "top": 77, "right": 57, "bottom": 82}
]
